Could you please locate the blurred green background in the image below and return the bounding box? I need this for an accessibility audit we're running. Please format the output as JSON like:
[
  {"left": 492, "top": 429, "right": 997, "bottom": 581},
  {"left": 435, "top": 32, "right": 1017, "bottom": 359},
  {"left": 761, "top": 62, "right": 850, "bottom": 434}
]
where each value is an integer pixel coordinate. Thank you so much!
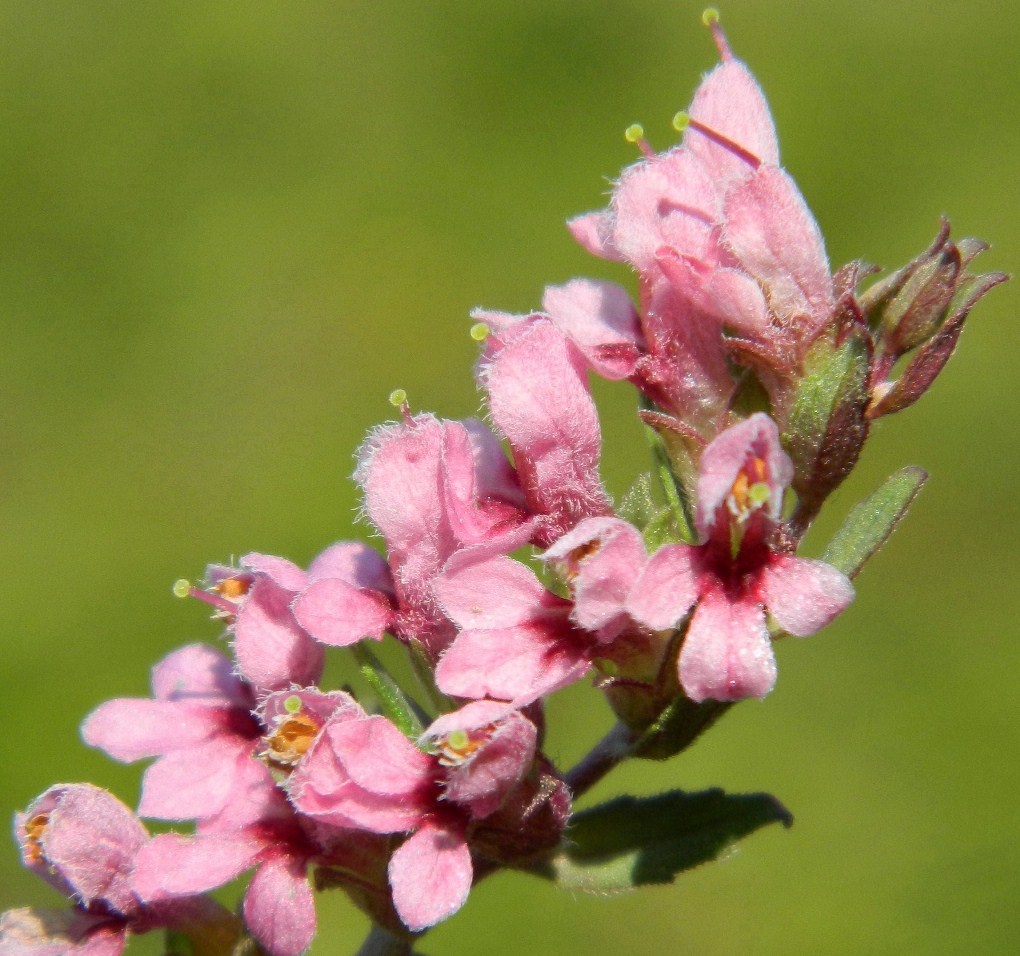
[{"left": 1, "top": 1, "right": 1017, "bottom": 953}]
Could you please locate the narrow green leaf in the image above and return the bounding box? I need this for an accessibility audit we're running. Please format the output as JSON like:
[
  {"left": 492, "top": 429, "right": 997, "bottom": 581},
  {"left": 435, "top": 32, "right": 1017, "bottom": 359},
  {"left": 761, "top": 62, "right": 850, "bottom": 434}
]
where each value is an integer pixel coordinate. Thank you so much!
[
  {"left": 821, "top": 466, "right": 927, "bottom": 578},
  {"left": 351, "top": 644, "right": 426, "bottom": 740},
  {"left": 534, "top": 789, "right": 791, "bottom": 893}
]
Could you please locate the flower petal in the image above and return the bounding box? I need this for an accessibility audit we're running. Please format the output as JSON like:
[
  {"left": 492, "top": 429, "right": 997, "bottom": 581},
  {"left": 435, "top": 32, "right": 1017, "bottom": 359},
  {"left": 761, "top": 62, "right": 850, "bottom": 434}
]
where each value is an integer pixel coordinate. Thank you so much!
[
  {"left": 678, "top": 586, "right": 776, "bottom": 702},
  {"left": 543, "top": 517, "right": 647, "bottom": 638},
  {"left": 722, "top": 165, "right": 833, "bottom": 331},
  {"left": 291, "top": 578, "right": 393, "bottom": 647},
  {"left": 541, "top": 278, "right": 642, "bottom": 380},
  {"left": 761, "top": 555, "right": 854, "bottom": 636},
  {"left": 232, "top": 578, "right": 324, "bottom": 692},
  {"left": 137, "top": 739, "right": 253, "bottom": 821},
  {"left": 481, "top": 320, "right": 611, "bottom": 544},
  {"left": 626, "top": 543, "right": 700, "bottom": 631},
  {"left": 132, "top": 832, "right": 262, "bottom": 899},
  {"left": 150, "top": 644, "right": 250, "bottom": 707},
  {"left": 81, "top": 699, "right": 221, "bottom": 763},
  {"left": 388, "top": 824, "right": 473, "bottom": 932},
  {"left": 243, "top": 854, "right": 316, "bottom": 956},
  {"left": 435, "top": 554, "right": 550, "bottom": 631},
  {"left": 686, "top": 59, "right": 779, "bottom": 179},
  {"left": 435, "top": 622, "right": 590, "bottom": 705}
]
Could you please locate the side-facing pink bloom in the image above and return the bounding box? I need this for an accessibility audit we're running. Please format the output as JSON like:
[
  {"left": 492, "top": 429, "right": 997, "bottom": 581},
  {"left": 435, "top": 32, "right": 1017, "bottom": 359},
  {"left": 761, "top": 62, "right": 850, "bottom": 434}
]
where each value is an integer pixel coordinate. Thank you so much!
[
  {"left": 566, "top": 22, "right": 835, "bottom": 431},
  {"left": 82, "top": 644, "right": 263, "bottom": 822},
  {"left": 474, "top": 311, "right": 613, "bottom": 546},
  {"left": 624, "top": 413, "right": 854, "bottom": 701},
  {"left": 129, "top": 689, "right": 372, "bottom": 956},
  {"left": 185, "top": 552, "right": 325, "bottom": 693},
  {"left": 288, "top": 700, "right": 540, "bottom": 932},
  {"left": 3, "top": 784, "right": 238, "bottom": 956},
  {"left": 293, "top": 415, "right": 529, "bottom": 658}
]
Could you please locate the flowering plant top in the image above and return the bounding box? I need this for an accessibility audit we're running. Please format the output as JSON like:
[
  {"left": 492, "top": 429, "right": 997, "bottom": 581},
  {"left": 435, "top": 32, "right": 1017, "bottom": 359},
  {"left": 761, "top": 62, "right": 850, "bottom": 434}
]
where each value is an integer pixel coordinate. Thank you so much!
[{"left": 1, "top": 10, "right": 1004, "bottom": 956}]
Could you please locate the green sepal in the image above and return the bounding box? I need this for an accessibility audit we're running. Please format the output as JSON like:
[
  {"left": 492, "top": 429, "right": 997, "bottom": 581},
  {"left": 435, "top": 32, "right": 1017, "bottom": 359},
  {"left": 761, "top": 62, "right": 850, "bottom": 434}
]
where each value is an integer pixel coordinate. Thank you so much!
[
  {"left": 821, "top": 466, "right": 927, "bottom": 578},
  {"left": 533, "top": 788, "right": 791, "bottom": 893},
  {"left": 617, "top": 472, "right": 687, "bottom": 551},
  {"left": 783, "top": 330, "right": 871, "bottom": 518},
  {"left": 351, "top": 644, "right": 426, "bottom": 740}
]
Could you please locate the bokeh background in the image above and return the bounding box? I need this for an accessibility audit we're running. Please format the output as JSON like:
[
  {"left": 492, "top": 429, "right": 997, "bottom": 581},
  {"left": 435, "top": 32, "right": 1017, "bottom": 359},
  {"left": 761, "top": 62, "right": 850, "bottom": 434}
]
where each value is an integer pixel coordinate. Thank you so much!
[{"left": 2, "top": 1, "right": 1017, "bottom": 953}]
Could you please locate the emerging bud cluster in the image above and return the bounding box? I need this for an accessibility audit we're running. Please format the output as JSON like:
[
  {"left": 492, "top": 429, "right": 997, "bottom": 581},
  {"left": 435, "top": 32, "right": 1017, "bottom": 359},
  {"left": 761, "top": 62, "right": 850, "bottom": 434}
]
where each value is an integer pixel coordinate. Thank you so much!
[{"left": 2, "top": 12, "right": 1002, "bottom": 956}]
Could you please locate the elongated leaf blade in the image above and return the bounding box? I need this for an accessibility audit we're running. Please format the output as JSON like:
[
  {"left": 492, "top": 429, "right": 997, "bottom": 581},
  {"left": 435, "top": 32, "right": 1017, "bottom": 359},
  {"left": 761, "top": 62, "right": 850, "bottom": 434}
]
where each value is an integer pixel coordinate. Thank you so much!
[
  {"left": 821, "top": 466, "right": 927, "bottom": 578},
  {"left": 534, "top": 789, "right": 791, "bottom": 894}
]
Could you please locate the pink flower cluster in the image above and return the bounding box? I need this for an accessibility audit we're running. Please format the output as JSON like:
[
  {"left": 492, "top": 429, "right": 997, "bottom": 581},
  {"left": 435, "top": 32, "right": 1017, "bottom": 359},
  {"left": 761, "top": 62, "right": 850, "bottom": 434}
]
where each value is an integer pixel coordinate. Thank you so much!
[{"left": 4, "top": 15, "right": 1001, "bottom": 956}]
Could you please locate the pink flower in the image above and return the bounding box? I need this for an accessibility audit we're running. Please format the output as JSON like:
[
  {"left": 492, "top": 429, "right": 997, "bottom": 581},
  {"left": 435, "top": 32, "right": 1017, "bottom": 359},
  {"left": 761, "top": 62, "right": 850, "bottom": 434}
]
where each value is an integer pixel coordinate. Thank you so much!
[
  {"left": 183, "top": 552, "right": 325, "bottom": 693},
  {"left": 624, "top": 413, "right": 854, "bottom": 701},
  {"left": 293, "top": 414, "right": 530, "bottom": 658},
  {"left": 474, "top": 313, "right": 613, "bottom": 545},
  {"left": 4, "top": 784, "right": 238, "bottom": 956},
  {"left": 288, "top": 700, "right": 540, "bottom": 932},
  {"left": 433, "top": 549, "right": 595, "bottom": 706},
  {"left": 81, "top": 644, "right": 264, "bottom": 822},
  {"left": 565, "top": 23, "right": 835, "bottom": 432},
  {"left": 128, "top": 689, "right": 371, "bottom": 956}
]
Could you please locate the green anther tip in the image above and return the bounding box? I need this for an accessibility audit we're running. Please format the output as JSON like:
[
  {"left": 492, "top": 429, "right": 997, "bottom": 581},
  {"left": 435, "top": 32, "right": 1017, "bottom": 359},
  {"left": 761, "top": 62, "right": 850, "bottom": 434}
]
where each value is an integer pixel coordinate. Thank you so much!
[
  {"left": 447, "top": 729, "right": 469, "bottom": 750},
  {"left": 748, "top": 482, "right": 771, "bottom": 506},
  {"left": 672, "top": 111, "right": 691, "bottom": 133},
  {"left": 469, "top": 322, "right": 489, "bottom": 342},
  {"left": 388, "top": 388, "right": 407, "bottom": 408},
  {"left": 702, "top": 8, "right": 720, "bottom": 27},
  {"left": 284, "top": 694, "right": 302, "bottom": 714},
  {"left": 624, "top": 123, "right": 645, "bottom": 143},
  {"left": 172, "top": 579, "right": 191, "bottom": 599}
]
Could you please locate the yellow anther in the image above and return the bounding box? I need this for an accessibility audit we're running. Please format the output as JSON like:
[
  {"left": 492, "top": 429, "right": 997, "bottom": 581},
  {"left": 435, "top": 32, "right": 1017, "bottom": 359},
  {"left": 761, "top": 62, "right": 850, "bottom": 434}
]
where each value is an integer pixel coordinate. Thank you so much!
[
  {"left": 388, "top": 388, "right": 408, "bottom": 408},
  {"left": 172, "top": 579, "right": 192, "bottom": 599},
  {"left": 702, "top": 8, "right": 721, "bottom": 27},
  {"left": 284, "top": 694, "right": 302, "bottom": 714},
  {"left": 469, "top": 322, "right": 490, "bottom": 342},
  {"left": 672, "top": 111, "right": 691, "bottom": 134}
]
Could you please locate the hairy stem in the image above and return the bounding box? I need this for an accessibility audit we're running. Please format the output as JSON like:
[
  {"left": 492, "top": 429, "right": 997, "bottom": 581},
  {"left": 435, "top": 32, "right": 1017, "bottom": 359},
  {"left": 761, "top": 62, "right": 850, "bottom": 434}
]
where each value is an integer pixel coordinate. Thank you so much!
[{"left": 565, "top": 722, "right": 639, "bottom": 798}]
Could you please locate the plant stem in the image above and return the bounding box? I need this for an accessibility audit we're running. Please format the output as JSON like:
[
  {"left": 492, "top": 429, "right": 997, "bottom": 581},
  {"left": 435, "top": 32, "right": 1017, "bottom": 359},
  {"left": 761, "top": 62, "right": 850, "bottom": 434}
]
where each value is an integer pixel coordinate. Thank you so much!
[{"left": 565, "top": 722, "right": 638, "bottom": 798}]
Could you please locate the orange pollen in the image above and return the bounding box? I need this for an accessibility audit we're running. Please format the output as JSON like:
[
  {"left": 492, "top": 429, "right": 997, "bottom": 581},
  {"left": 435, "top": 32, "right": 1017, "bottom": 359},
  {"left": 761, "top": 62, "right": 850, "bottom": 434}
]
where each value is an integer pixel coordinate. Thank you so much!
[
  {"left": 563, "top": 539, "right": 601, "bottom": 583},
  {"left": 727, "top": 457, "right": 770, "bottom": 520},
  {"left": 23, "top": 813, "right": 49, "bottom": 864},
  {"left": 730, "top": 471, "right": 750, "bottom": 511},
  {"left": 263, "top": 713, "right": 320, "bottom": 769},
  {"left": 213, "top": 577, "right": 251, "bottom": 601},
  {"left": 436, "top": 725, "right": 495, "bottom": 767}
]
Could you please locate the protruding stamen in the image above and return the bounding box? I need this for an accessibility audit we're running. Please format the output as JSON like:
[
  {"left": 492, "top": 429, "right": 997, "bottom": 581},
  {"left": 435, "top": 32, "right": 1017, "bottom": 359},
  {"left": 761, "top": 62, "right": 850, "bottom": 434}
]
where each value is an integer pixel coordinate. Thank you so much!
[
  {"left": 683, "top": 116, "right": 760, "bottom": 169},
  {"left": 624, "top": 123, "right": 655, "bottom": 159},
  {"left": 388, "top": 388, "right": 414, "bottom": 424},
  {"left": 176, "top": 579, "right": 242, "bottom": 616},
  {"left": 701, "top": 8, "right": 732, "bottom": 61},
  {"left": 469, "top": 322, "right": 490, "bottom": 342}
]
